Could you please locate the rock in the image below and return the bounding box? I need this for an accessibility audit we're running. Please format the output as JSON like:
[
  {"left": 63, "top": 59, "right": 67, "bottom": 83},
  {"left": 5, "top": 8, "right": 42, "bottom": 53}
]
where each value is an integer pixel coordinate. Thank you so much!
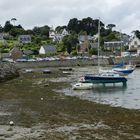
[
  {"left": 0, "top": 62, "right": 19, "bottom": 82},
  {"left": 44, "top": 84, "right": 49, "bottom": 87},
  {"left": 9, "top": 121, "right": 14, "bottom": 126}
]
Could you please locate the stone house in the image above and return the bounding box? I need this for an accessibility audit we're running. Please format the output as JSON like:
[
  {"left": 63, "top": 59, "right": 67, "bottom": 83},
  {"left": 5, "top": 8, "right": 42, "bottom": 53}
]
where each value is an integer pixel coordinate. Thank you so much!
[
  {"left": 9, "top": 47, "right": 23, "bottom": 60},
  {"left": 78, "top": 35, "right": 93, "bottom": 53}
]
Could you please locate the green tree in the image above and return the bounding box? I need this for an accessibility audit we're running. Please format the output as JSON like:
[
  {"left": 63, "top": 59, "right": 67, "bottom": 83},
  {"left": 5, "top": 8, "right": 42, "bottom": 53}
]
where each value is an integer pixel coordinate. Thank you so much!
[
  {"left": 56, "top": 41, "right": 65, "bottom": 52},
  {"left": 62, "top": 33, "right": 78, "bottom": 54},
  {"left": 10, "top": 25, "right": 24, "bottom": 37},
  {"left": 132, "top": 30, "right": 140, "bottom": 39},
  {"left": 0, "top": 25, "right": 3, "bottom": 33},
  {"left": 11, "top": 18, "right": 17, "bottom": 26},
  {"left": 106, "top": 24, "right": 116, "bottom": 31},
  {"left": 3, "top": 21, "right": 13, "bottom": 32}
]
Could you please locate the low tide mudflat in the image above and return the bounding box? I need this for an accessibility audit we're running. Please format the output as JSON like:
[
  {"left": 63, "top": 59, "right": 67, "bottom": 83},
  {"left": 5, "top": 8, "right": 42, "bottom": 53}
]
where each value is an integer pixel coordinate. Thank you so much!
[{"left": 0, "top": 67, "right": 140, "bottom": 140}]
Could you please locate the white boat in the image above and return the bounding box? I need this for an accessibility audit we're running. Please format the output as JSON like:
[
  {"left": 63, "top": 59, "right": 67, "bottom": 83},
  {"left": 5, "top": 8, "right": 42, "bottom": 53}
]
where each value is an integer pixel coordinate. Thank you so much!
[
  {"left": 72, "top": 82, "right": 93, "bottom": 90},
  {"left": 62, "top": 71, "right": 72, "bottom": 74},
  {"left": 25, "top": 69, "right": 34, "bottom": 73}
]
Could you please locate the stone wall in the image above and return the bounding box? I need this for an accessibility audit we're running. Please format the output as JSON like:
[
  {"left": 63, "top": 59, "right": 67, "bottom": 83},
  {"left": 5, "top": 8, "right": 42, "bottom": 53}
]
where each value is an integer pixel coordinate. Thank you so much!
[
  {"left": 112, "top": 56, "right": 140, "bottom": 66},
  {"left": 15, "top": 58, "right": 109, "bottom": 68}
]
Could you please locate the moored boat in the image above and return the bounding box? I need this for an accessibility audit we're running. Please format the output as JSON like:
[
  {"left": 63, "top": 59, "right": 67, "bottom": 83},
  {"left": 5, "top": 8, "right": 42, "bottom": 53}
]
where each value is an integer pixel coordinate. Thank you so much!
[
  {"left": 82, "top": 18, "right": 127, "bottom": 86},
  {"left": 72, "top": 82, "right": 93, "bottom": 90},
  {"left": 84, "top": 72, "right": 127, "bottom": 84},
  {"left": 113, "top": 64, "right": 136, "bottom": 75}
]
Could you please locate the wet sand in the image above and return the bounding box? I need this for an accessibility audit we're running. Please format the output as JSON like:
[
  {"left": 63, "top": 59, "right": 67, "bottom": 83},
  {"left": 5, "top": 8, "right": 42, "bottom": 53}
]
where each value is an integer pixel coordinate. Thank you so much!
[{"left": 0, "top": 67, "right": 140, "bottom": 140}]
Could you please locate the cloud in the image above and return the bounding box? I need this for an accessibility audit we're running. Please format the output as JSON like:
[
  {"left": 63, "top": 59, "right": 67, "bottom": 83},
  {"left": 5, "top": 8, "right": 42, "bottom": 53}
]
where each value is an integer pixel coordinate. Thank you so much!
[{"left": 0, "top": 0, "right": 140, "bottom": 34}]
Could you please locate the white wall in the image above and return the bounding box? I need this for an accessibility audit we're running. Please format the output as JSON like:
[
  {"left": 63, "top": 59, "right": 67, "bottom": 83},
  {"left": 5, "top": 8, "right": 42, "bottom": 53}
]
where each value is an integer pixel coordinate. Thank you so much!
[{"left": 39, "top": 47, "right": 45, "bottom": 54}]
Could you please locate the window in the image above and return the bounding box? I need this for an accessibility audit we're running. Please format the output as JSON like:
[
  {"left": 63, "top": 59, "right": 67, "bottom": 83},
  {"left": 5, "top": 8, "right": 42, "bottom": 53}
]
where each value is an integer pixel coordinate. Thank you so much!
[
  {"left": 134, "top": 41, "right": 137, "bottom": 45},
  {"left": 131, "top": 45, "right": 134, "bottom": 48}
]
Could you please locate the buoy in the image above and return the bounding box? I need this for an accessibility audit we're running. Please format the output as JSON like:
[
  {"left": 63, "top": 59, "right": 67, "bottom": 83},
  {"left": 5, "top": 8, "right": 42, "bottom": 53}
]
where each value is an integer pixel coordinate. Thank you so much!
[
  {"left": 41, "top": 98, "right": 43, "bottom": 100},
  {"left": 9, "top": 121, "right": 14, "bottom": 126}
]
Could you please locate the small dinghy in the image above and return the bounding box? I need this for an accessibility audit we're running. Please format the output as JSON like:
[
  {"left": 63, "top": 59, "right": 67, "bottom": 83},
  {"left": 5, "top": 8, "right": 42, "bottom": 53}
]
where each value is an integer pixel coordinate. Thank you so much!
[{"left": 72, "top": 82, "right": 93, "bottom": 90}]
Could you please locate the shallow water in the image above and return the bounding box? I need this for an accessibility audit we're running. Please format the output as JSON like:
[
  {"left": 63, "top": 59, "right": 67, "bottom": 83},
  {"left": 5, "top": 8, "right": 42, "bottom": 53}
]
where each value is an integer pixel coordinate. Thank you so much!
[{"left": 64, "top": 66, "right": 140, "bottom": 110}]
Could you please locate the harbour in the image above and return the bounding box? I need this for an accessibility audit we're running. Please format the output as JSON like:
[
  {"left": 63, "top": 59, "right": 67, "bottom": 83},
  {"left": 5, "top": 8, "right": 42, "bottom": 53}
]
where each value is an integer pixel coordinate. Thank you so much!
[{"left": 0, "top": 66, "right": 140, "bottom": 139}]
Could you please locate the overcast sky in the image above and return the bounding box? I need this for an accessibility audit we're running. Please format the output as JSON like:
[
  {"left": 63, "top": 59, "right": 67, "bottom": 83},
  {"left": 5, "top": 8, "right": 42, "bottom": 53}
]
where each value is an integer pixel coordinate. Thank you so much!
[{"left": 0, "top": 0, "right": 140, "bottom": 34}]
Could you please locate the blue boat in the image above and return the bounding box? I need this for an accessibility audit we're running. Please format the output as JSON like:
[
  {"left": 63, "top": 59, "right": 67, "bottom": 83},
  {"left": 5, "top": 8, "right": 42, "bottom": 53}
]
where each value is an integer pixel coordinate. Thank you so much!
[
  {"left": 84, "top": 73, "right": 127, "bottom": 84},
  {"left": 113, "top": 64, "right": 136, "bottom": 75}
]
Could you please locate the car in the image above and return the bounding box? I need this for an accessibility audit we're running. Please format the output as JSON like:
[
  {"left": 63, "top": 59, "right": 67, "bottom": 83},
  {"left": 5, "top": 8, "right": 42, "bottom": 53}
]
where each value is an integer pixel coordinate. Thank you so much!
[
  {"left": 2, "top": 58, "right": 14, "bottom": 63},
  {"left": 16, "top": 59, "right": 28, "bottom": 62}
]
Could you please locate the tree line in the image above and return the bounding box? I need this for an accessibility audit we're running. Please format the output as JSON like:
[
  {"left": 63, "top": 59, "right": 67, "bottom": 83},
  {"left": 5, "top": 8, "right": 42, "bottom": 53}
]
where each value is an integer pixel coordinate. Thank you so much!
[{"left": 0, "top": 17, "right": 139, "bottom": 55}]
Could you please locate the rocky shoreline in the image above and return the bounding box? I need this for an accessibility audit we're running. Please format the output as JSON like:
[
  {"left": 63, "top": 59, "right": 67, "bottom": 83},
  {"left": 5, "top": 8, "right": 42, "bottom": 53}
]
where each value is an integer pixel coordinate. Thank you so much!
[{"left": 0, "top": 62, "right": 19, "bottom": 82}]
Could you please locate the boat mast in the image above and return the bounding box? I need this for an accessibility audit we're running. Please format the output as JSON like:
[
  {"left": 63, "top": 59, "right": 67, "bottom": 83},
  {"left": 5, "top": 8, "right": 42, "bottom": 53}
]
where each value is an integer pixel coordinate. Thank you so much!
[
  {"left": 97, "top": 18, "right": 100, "bottom": 73},
  {"left": 120, "top": 30, "right": 122, "bottom": 54}
]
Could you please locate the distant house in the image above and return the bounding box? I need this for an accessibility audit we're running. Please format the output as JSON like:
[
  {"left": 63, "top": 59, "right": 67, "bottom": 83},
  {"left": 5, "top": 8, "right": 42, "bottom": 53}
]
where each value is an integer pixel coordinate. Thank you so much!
[
  {"left": 49, "top": 28, "right": 69, "bottom": 42},
  {"left": 9, "top": 47, "right": 23, "bottom": 60},
  {"left": 78, "top": 35, "right": 93, "bottom": 44},
  {"left": 129, "top": 35, "right": 140, "bottom": 53},
  {"left": 121, "top": 34, "right": 130, "bottom": 46},
  {"left": 104, "top": 41, "right": 124, "bottom": 51},
  {"left": 78, "top": 35, "right": 93, "bottom": 53},
  {"left": 49, "top": 31, "right": 62, "bottom": 42},
  {"left": 18, "top": 35, "right": 31, "bottom": 44},
  {"left": 39, "top": 45, "right": 57, "bottom": 55}
]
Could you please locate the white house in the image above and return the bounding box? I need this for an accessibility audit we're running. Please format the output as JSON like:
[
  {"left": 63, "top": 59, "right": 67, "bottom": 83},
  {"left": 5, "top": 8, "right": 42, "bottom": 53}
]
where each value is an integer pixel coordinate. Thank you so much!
[
  {"left": 49, "top": 29, "right": 69, "bottom": 42},
  {"left": 18, "top": 35, "right": 31, "bottom": 44},
  {"left": 39, "top": 45, "right": 57, "bottom": 55},
  {"left": 129, "top": 35, "right": 140, "bottom": 52}
]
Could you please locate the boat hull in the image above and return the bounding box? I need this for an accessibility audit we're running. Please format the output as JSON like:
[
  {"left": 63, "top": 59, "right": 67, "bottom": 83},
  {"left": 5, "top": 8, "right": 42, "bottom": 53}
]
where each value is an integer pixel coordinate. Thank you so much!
[
  {"left": 72, "top": 83, "right": 93, "bottom": 90},
  {"left": 113, "top": 69, "right": 134, "bottom": 75},
  {"left": 84, "top": 74, "right": 127, "bottom": 84}
]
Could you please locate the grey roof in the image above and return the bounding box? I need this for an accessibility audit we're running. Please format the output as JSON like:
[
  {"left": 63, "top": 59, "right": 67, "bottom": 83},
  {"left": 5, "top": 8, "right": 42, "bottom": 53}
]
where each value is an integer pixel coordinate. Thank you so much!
[
  {"left": 41, "top": 45, "right": 57, "bottom": 53},
  {"left": 78, "top": 35, "right": 93, "bottom": 43}
]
